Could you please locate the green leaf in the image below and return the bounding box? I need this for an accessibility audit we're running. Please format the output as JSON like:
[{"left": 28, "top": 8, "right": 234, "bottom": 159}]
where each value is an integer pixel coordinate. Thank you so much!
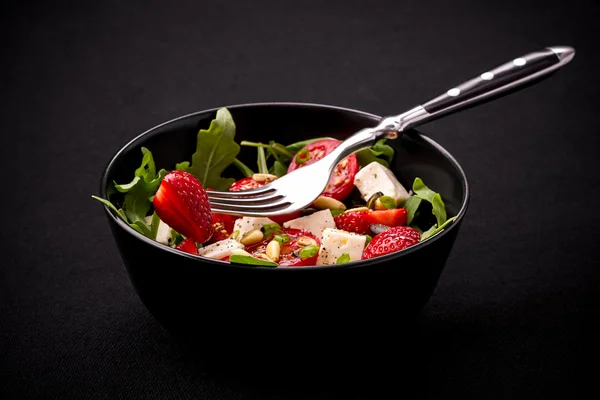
[
  {"left": 232, "top": 158, "right": 254, "bottom": 178},
  {"left": 412, "top": 177, "right": 438, "bottom": 203},
  {"left": 330, "top": 209, "right": 345, "bottom": 217},
  {"left": 300, "top": 245, "right": 319, "bottom": 259},
  {"left": 336, "top": 253, "right": 351, "bottom": 264},
  {"left": 91, "top": 195, "right": 128, "bottom": 223},
  {"left": 261, "top": 223, "right": 282, "bottom": 238},
  {"left": 420, "top": 225, "right": 438, "bottom": 241},
  {"left": 229, "top": 254, "right": 278, "bottom": 267},
  {"left": 257, "top": 146, "right": 268, "bottom": 174},
  {"left": 420, "top": 216, "right": 458, "bottom": 241},
  {"left": 170, "top": 229, "right": 185, "bottom": 246},
  {"left": 150, "top": 212, "right": 160, "bottom": 240},
  {"left": 365, "top": 235, "right": 373, "bottom": 246},
  {"left": 175, "top": 161, "right": 190, "bottom": 171},
  {"left": 403, "top": 196, "right": 422, "bottom": 225},
  {"left": 431, "top": 193, "right": 447, "bottom": 227},
  {"left": 185, "top": 108, "right": 241, "bottom": 190},
  {"left": 271, "top": 161, "right": 287, "bottom": 177},
  {"left": 356, "top": 139, "right": 394, "bottom": 168},
  {"left": 412, "top": 178, "right": 447, "bottom": 226}
]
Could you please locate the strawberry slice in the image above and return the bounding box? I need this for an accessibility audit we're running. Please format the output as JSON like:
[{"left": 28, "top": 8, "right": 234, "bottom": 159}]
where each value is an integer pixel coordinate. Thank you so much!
[
  {"left": 153, "top": 171, "right": 214, "bottom": 244},
  {"left": 176, "top": 237, "right": 198, "bottom": 255},
  {"left": 361, "top": 226, "right": 421, "bottom": 259},
  {"left": 334, "top": 208, "right": 408, "bottom": 235}
]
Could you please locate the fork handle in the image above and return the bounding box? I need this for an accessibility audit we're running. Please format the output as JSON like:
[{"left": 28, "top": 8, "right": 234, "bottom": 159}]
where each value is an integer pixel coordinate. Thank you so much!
[{"left": 325, "top": 46, "right": 575, "bottom": 165}]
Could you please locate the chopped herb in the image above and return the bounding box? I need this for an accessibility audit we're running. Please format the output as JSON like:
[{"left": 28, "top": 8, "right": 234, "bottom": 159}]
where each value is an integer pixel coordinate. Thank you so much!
[
  {"left": 295, "top": 148, "right": 310, "bottom": 164},
  {"left": 299, "top": 245, "right": 319, "bottom": 259},
  {"left": 230, "top": 254, "right": 278, "bottom": 267},
  {"left": 336, "top": 253, "right": 351, "bottom": 264}
]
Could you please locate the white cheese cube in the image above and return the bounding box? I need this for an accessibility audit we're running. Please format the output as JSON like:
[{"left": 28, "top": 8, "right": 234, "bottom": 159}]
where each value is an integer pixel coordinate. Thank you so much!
[
  {"left": 353, "top": 161, "right": 410, "bottom": 204},
  {"left": 233, "top": 217, "right": 277, "bottom": 241},
  {"left": 197, "top": 238, "right": 244, "bottom": 259},
  {"left": 283, "top": 209, "right": 336, "bottom": 240},
  {"left": 316, "top": 228, "right": 367, "bottom": 265},
  {"left": 144, "top": 216, "right": 172, "bottom": 245}
]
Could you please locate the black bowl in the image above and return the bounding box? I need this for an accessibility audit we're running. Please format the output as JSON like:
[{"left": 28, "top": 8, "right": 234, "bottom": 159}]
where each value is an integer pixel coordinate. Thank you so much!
[{"left": 99, "top": 103, "right": 469, "bottom": 354}]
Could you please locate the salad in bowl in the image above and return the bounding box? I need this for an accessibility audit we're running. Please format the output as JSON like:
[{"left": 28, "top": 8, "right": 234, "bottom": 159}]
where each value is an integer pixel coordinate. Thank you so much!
[{"left": 93, "top": 108, "right": 457, "bottom": 268}]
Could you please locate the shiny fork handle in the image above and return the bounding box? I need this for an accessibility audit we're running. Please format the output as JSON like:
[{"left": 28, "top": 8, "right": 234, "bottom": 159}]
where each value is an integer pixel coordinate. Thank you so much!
[{"left": 322, "top": 46, "right": 575, "bottom": 168}]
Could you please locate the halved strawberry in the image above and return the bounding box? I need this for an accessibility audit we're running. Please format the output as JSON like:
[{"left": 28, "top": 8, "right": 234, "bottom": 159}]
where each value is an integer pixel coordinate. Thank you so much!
[
  {"left": 334, "top": 208, "right": 408, "bottom": 235},
  {"left": 361, "top": 226, "right": 421, "bottom": 259},
  {"left": 153, "top": 171, "right": 214, "bottom": 244},
  {"left": 176, "top": 237, "right": 198, "bottom": 255}
]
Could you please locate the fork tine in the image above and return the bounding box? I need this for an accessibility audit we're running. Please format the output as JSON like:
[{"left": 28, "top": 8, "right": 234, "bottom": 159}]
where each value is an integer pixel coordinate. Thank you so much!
[
  {"left": 206, "top": 186, "right": 274, "bottom": 200},
  {"left": 209, "top": 198, "right": 291, "bottom": 213},
  {"left": 208, "top": 193, "right": 284, "bottom": 205}
]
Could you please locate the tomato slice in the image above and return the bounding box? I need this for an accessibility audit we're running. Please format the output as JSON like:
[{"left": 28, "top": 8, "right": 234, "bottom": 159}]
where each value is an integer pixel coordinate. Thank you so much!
[
  {"left": 245, "top": 228, "right": 320, "bottom": 266},
  {"left": 208, "top": 212, "right": 238, "bottom": 243},
  {"left": 287, "top": 139, "right": 358, "bottom": 201},
  {"left": 229, "top": 178, "right": 301, "bottom": 225}
]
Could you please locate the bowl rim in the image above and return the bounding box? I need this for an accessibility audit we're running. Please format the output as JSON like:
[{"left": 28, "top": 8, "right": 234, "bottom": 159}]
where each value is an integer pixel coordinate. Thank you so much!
[{"left": 99, "top": 101, "right": 470, "bottom": 271}]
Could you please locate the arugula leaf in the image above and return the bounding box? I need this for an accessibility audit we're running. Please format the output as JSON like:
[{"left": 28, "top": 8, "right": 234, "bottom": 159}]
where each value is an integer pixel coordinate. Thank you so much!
[
  {"left": 182, "top": 108, "right": 241, "bottom": 190},
  {"left": 356, "top": 139, "right": 394, "bottom": 168},
  {"left": 403, "top": 196, "right": 422, "bottom": 225},
  {"left": 257, "top": 146, "right": 268, "bottom": 174},
  {"left": 150, "top": 212, "right": 160, "bottom": 239},
  {"left": 175, "top": 161, "right": 189, "bottom": 171},
  {"left": 420, "top": 216, "right": 458, "bottom": 241},
  {"left": 229, "top": 254, "right": 278, "bottom": 267},
  {"left": 270, "top": 161, "right": 287, "bottom": 177},
  {"left": 91, "top": 195, "right": 128, "bottom": 224},
  {"left": 232, "top": 158, "right": 254, "bottom": 178},
  {"left": 412, "top": 178, "right": 447, "bottom": 227}
]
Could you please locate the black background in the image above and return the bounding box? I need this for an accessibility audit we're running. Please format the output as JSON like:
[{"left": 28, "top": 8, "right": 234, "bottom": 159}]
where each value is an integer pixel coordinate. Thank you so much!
[{"left": 1, "top": 0, "right": 599, "bottom": 399}]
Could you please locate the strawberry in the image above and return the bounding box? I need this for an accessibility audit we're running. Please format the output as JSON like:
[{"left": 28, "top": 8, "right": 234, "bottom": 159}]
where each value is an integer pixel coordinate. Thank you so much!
[
  {"left": 334, "top": 208, "right": 408, "bottom": 235},
  {"left": 361, "top": 226, "right": 421, "bottom": 259},
  {"left": 176, "top": 237, "right": 198, "bottom": 255},
  {"left": 153, "top": 171, "right": 214, "bottom": 244}
]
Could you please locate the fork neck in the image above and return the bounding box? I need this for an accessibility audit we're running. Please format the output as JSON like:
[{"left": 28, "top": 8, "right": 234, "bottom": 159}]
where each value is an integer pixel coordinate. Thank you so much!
[{"left": 323, "top": 105, "right": 429, "bottom": 167}]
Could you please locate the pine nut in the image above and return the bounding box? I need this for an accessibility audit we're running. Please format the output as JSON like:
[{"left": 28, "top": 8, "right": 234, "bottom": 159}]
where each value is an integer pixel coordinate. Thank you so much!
[
  {"left": 252, "top": 173, "right": 278, "bottom": 183},
  {"left": 240, "top": 229, "right": 264, "bottom": 245},
  {"left": 344, "top": 206, "right": 369, "bottom": 213},
  {"left": 312, "top": 195, "right": 346, "bottom": 210},
  {"left": 297, "top": 236, "right": 317, "bottom": 247},
  {"left": 265, "top": 240, "right": 281, "bottom": 262}
]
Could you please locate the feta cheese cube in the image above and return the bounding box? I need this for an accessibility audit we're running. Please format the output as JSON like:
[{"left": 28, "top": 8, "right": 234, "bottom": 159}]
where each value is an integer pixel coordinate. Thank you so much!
[
  {"left": 283, "top": 209, "right": 336, "bottom": 240},
  {"left": 233, "top": 217, "right": 277, "bottom": 241},
  {"left": 316, "top": 228, "right": 367, "bottom": 265},
  {"left": 144, "top": 215, "right": 172, "bottom": 245},
  {"left": 197, "top": 238, "right": 244, "bottom": 259},
  {"left": 353, "top": 161, "right": 410, "bottom": 204}
]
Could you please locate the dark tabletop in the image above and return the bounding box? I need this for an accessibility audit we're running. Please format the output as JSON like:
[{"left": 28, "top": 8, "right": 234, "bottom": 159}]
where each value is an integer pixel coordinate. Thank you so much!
[{"left": 2, "top": 0, "right": 599, "bottom": 399}]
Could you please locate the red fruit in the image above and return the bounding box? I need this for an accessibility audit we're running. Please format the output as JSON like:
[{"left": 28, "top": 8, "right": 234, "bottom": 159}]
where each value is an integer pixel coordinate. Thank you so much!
[
  {"left": 369, "top": 208, "right": 407, "bottom": 227},
  {"left": 210, "top": 212, "right": 237, "bottom": 243},
  {"left": 245, "top": 228, "right": 321, "bottom": 266},
  {"left": 153, "top": 171, "right": 214, "bottom": 244},
  {"left": 176, "top": 237, "right": 198, "bottom": 255},
  {"left": 287, "top": 139, "right": 359, "bottom": 201},
  {"left": 229, "top": 177, "right": 301, "bottom": 225},
  {"left": 361, "top": 226, "right": 421, "bottom": 260},
  {"left": 334, "top": 208, "right": 408, "bottom": 235},
  {"left": 334, "top": 211, "right": 373, "bottom": 235}
]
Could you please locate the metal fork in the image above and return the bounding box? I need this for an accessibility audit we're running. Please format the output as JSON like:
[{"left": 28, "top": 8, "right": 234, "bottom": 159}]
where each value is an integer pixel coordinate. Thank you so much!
[{"left": 208, "top": 46, "right": 575, "bottom": 217}]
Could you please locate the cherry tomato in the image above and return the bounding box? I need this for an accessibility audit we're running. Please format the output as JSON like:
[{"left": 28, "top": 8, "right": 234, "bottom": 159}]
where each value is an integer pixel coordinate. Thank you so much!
[
  {"left": 245, "top": 228, "right": 321, "bottom": 266},
  {"left": 229, "top": 178, "right": 301, "bottom": 225},
  {"left": 208, "top": 212, "right": 238, "bottom": 243},
  {"left": 287, "top": 139, "right": 358, "bottom": 201}
]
